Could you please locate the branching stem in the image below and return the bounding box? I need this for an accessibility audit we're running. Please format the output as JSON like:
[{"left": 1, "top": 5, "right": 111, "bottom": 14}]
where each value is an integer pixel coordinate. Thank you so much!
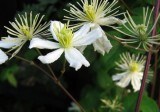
[{"left": 6, "top": 52, "right": 86, "bottom": 112}]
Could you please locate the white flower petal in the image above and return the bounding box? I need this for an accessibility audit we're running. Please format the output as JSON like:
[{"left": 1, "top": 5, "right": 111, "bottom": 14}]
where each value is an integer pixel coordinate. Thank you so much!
[
  {"left": 73, "top": 23, "right": 91, "bottom": 40},
  {"left": 29, "top": 38, "right": 60, "bottom": 49},
  {"left": 93, "top": 30, "right": 112, "bottom": 55},
  {"left": 50, "top": 21, "right": 64, "bottom": 41},
  {"left": 65, "top": 48, "right": 90, "bottom": 71},
  {"left": 0, "top": 36, "right": 24, "bottom": 49},
  {"left": 137, "top": 72, "right": 143, "bottom": 80},
  {"left": 112, "top": 72, "right": 128, "bottom": 81},
  {"left": 73, "top": 27, "right": 102, "bottom": 46},
  {"left": 117, "top": 63, "right": 129, "bottom": 70},
  {"left": 97, "top": 16, "right": 126, "bottom": 26},
  {"left": 0, "top": 49, "right": 8, "bottom": 64},
  {"left": 116, "top": 75, "right": 131, "bottom": 88},
  {"left": 131, "top": 74, "right": 141, "bottom": 92},
  {"left": 75, "top": 46, "right": 87, "bottom": 54},
  {"left": 38, "top": 48, "right": 64, "bottom": 64}
]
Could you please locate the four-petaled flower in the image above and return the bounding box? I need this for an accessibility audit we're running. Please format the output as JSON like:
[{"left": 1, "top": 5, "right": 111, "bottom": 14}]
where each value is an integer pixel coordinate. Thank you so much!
[
  {"left": 0, "top": 12, "right": 50, "bottom": 58},
  {"left": 112, "top": 52, "right": 146, "bottom": 92},
  {"left": 64, "top": 0, "right": 125, "bottom": 55},
  {"left": 29, "top": 21, "right": 102, "bottom": 70}
]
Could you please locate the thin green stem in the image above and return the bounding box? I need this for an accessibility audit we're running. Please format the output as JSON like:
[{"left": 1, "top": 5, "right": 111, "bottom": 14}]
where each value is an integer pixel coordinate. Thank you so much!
[{"left": 59, "top": 59, "right": 67, "bottom": 80}]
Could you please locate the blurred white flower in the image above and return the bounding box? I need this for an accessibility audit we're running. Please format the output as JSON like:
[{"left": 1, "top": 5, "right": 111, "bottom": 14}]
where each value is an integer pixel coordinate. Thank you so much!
[
  {"left": 68, "top": 102, "right": 81, "bottom": 112},
  {"left": 29, "top": 21, "right": 102, "bottom": 70},
  {"left": 0, "top": 49, "right": 8, "bottom": 64},
  {"left": 113, "top": 7, "right": 160, "bottom": 51},
  {"left": 0, "top": 12, "right": 50, "bottom": 58},
  {"left": 64, "top": 0, "right": 125, "bottom": 55},
  {"left": 112, "top": 52, "right": 146, "bottom": 92},
  {"left": 101, "top": 97, "right": 123, "bottom": 112}
]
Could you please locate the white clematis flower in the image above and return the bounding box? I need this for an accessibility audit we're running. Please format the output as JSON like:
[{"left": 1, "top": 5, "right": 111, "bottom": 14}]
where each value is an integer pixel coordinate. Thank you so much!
[
  {"left": 64, "top": 0, "right": 125, "bottom": 55},
  {"left": 0, "top": 49, "right": 8, "bottom": 64},
  {"left": 112, "top": 52, "right": 146, "bottom": 92},
  {"left": 29, "top": 21, "right": 102, "bottom": 70},
  {"left": 0, "top": 12, "right": 50, "bottom": 58}
]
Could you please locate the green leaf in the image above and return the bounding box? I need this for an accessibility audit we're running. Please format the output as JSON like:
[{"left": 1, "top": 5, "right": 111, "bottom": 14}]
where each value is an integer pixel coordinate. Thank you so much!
[
  {"left": 96, "top": 70, "right": 115, "bottom": 90},
  {"left": 144, "top": 0, "right": 153, "bottom": 5},
  {"left": 123, "top": 92, "right": 137, "bottom": 112},
  {"left": 140, "top": 95, "right": 159, "bottom": 112},
  {"left": 0, "top": 65, "right": 19, "bottom": 87},
  {"left": 80, "top": 87, "right": 101, "bottom": 111},
  {"left": 7, "top": 74, "right": 18, "bottom": 87},
  {"left": 123, "top": 92, "right": 159, "bottom": 112}
]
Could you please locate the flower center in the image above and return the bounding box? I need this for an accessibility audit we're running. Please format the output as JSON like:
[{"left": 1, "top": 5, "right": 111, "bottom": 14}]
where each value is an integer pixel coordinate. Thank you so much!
[
  {"left": 84, "top": 2, "right": 96, "bottom": 21},
  {"left": 20, "top": 26, "right": 32, "bottom": 40},
  {"left": 56, "top": 25, "right": 73, "bottom": 48},
  {"left": 129, "top": 61, "right": 139, "bottom": 72},
  {"left": 136, "top": 24, "right": 148, "bottom": 42}
]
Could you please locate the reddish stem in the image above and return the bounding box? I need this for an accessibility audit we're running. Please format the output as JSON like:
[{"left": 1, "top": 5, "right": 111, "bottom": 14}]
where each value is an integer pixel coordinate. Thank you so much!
[
  {"left": 135, "top": 0, "right": 160, "bottom": 112},
  {"left": 151, "top": 53, "right": 158, "bottom": 98}
]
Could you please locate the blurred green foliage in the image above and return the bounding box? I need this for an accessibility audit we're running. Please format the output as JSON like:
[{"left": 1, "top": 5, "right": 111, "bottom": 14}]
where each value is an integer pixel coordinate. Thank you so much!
[{"left": 0, "top": 65, "right": 19, "bottom": 87}]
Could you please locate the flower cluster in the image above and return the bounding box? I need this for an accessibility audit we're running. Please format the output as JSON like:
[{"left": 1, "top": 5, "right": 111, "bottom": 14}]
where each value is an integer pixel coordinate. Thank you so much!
[
  {"left": 0, "top": 0, "right": 158, "bottom": 91},
  {"left": 0, "top": 0, "right": 126, "bottom": 70}
]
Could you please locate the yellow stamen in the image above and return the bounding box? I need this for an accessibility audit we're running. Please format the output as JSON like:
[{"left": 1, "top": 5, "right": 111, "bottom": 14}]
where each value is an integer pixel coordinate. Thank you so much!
[
  {"left": 55, "top": 24, "right": 73, "bottom": 48},
  {"left": 129, "top": 61, "right": 139, "bottom": 72},
  {"left": 84, "top": 2, "right": 96, "bottom": 21},
  {"left": 20, "top": 26, "right": 32, "bottom": 40}
]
